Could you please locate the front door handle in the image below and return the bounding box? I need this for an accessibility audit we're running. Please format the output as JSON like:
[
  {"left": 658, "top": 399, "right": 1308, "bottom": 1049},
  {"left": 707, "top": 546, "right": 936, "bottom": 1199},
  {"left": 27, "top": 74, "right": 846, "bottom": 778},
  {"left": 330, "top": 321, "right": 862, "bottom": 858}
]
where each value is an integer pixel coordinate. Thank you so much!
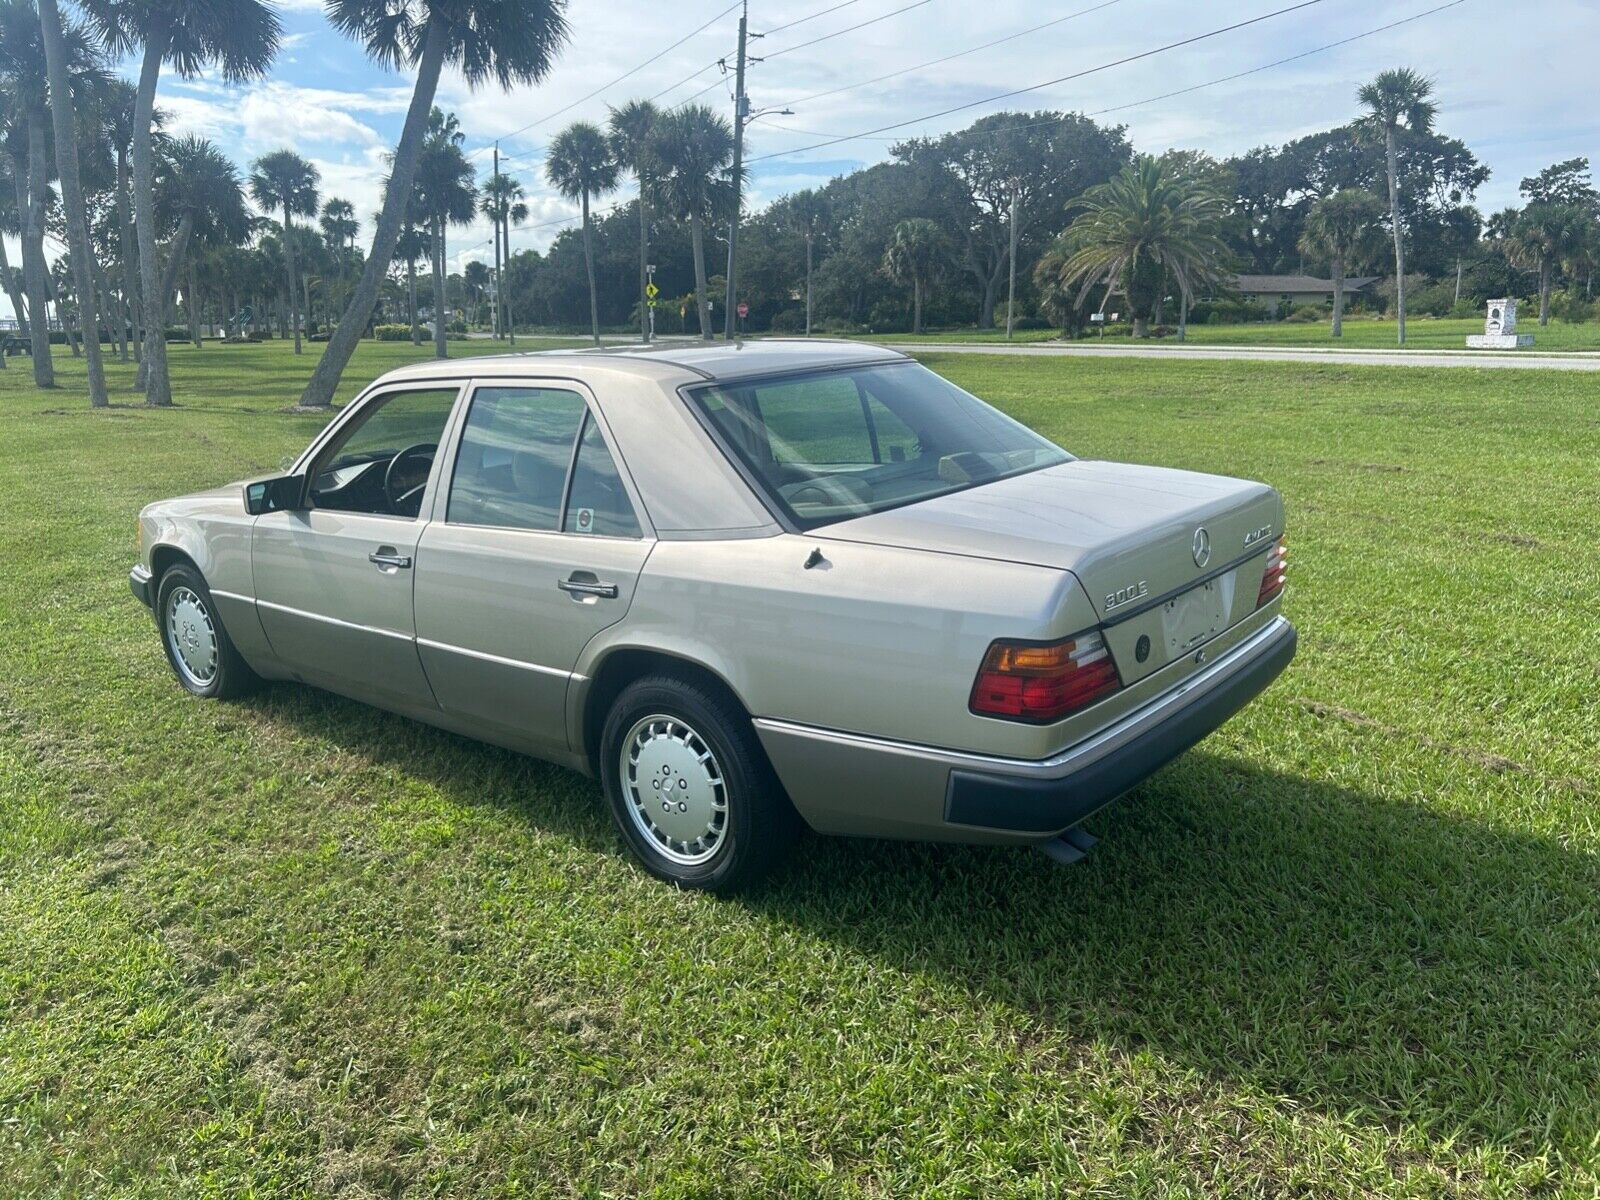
[
  {"left": 558, "top": 575, "right": 618, "bottom": 599},
  {"left": 369, "top": 548, "right": 412, "bottom": 570}
]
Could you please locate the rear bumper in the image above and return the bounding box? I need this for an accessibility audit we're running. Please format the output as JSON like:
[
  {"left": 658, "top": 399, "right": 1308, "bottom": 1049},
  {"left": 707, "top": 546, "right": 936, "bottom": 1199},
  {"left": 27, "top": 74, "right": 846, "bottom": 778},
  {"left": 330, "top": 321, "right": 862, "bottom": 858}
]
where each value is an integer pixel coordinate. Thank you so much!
[
  {"left": 754, "top": 614, "right": 1296, "bottom": 844},
  {"left": 130, "top": 565, "right": 154, "bottom": 609}
]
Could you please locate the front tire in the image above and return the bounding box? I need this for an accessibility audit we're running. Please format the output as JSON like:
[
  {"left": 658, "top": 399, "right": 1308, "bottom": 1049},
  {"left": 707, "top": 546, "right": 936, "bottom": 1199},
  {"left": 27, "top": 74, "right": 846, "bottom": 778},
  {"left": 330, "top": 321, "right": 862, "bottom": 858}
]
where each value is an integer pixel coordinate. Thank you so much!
[
  {"left": 155, "top": 562, "right": 259, "bottom": 699},
  {"left": 600, "top": 674, "right": 799, "bottom": 892}
]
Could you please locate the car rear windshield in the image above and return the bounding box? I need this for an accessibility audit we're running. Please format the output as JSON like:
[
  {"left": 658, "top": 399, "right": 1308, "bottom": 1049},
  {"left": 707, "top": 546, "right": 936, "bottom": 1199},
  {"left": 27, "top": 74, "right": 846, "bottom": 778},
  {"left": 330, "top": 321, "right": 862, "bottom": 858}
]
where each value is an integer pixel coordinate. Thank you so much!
[{"left": 687, "top": 361, "right": 1071, "bottom": 530}]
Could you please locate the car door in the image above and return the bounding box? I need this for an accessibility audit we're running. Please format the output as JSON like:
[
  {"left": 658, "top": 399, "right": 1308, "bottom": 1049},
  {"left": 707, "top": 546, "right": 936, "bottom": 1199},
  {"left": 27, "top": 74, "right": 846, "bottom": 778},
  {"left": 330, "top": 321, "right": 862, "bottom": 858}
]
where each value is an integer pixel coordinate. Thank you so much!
[
  {"left": 413, "top": 381, "right": 653, "bottom": 757},
  {"left": 252, "top": 383, "right": 463, "bottom": 711}
]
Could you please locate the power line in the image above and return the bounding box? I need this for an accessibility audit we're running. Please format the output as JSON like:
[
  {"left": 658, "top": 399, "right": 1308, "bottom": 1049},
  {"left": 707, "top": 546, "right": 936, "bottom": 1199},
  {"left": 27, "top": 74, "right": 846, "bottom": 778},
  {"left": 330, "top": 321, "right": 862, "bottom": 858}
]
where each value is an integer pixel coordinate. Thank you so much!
[
  {"left": 781, "top": 0, "right": 1125, "bottom": 106},
  {"left": 647, "top": 57, "right": 725, "bottom": 103},
  {"left": 748, "top": 0, "right": 1328, "bottom": 163},
  {"left": 469, "top": 0, "right": 742, "bottom": 157},
  {"left": 761, "top": 0, "right": 936, "bottom": 60},
  {"left": 761, "top": 0, "right": 870, "bottom": 37},
  {"left": 757, "top": 0, "right": 1470, "bottom": 149}
]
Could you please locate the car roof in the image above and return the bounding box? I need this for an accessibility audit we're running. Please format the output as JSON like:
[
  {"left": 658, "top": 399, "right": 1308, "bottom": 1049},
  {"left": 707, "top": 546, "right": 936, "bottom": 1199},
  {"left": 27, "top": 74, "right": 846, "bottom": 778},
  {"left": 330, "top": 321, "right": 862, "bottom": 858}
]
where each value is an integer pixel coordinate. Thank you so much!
[{"left": 375, "top": 338, "right": 911, "bottom": 387}]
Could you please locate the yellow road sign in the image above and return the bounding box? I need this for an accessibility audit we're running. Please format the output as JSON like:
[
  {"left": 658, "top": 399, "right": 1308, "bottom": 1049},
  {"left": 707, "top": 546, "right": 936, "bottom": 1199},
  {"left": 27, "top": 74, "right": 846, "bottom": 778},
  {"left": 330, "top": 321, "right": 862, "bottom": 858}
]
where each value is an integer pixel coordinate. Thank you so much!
[{"left": 645, "top": 282, "right": 659, "bottom": 298}]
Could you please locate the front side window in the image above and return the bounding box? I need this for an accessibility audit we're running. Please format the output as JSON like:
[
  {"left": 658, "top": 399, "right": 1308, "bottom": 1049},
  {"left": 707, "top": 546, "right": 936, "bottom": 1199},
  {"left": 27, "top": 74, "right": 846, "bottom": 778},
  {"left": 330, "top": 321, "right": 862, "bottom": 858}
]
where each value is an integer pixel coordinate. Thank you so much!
[
  {"left": 448, "top": 386, "right": 641, "bottom": 537},
  {"left": 689, "top": 362, "right": 1070, "bottom": 529},
  {"left": 309, "top": 387, "right": 459, "bottom": 518}
]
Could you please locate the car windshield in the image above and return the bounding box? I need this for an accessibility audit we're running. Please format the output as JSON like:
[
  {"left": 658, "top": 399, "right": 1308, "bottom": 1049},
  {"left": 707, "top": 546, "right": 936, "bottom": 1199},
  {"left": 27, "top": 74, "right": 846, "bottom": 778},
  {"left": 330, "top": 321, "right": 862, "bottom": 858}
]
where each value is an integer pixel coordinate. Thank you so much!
[{"left": 687, "top": 361, "right": 1071, "bottom": 529}]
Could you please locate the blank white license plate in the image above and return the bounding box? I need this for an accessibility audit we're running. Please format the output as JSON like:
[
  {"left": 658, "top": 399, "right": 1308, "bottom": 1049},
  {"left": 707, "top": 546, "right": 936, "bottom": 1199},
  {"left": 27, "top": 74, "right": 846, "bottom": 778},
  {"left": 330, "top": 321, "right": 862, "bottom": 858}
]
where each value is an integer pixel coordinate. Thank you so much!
[{"left": 1162, "top": 579, "right": 1227, "bottom": 655}]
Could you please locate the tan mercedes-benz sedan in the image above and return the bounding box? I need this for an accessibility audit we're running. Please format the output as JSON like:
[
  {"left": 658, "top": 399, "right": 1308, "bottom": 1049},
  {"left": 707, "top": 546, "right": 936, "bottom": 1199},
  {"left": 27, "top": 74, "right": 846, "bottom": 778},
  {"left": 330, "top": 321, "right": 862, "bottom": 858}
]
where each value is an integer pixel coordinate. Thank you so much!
[{"left": 130, "top": 340, "right": 1295, "bottom": 890}]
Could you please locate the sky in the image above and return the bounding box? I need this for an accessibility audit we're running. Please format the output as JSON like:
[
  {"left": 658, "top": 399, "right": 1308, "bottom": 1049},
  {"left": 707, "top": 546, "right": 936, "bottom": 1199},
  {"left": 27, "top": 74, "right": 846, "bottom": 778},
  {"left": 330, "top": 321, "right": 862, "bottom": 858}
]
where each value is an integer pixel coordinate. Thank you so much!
[{"left": 6, "top": 0, "right": 1600, "bottom": 322}]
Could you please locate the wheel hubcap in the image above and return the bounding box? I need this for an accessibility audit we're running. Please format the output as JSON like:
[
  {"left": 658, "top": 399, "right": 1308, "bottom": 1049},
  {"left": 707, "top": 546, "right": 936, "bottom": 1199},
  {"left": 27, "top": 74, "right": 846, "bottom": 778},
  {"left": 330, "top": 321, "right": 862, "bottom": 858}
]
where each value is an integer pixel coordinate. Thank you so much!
[
  {"left": 166, "top": 586, "right": 218, "bottom": 687},
  {"left": 621, "top": 714, "right": 727, "bottom": 866}
]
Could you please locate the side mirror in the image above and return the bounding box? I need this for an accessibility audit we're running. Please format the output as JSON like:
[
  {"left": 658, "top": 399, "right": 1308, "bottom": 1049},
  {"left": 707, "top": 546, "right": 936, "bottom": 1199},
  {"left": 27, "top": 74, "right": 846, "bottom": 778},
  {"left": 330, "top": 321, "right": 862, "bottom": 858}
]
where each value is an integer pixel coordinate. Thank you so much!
[{"left": 244, "top": 475, "right": 305, "bottom": 515}]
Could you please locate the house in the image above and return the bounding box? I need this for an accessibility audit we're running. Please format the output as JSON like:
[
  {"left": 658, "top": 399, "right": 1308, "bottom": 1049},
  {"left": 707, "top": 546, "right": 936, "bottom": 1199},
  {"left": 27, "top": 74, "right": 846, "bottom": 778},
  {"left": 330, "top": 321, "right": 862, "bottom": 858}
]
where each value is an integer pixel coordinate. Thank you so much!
[{"left": 1232, "top": 274, "right": 1380, "bottom": 317}]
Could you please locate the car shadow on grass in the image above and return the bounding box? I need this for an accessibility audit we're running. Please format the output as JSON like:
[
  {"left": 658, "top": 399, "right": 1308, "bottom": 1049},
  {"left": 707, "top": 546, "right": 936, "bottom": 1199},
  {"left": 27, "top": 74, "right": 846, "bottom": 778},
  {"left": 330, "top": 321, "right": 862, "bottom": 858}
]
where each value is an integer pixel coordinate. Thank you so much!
[
  {"left": 747, "top": 751, "right": 1600, "bottom": 1171},
  {"left": 243, "top": 683, "right": 1600, "bottom": 1173}
]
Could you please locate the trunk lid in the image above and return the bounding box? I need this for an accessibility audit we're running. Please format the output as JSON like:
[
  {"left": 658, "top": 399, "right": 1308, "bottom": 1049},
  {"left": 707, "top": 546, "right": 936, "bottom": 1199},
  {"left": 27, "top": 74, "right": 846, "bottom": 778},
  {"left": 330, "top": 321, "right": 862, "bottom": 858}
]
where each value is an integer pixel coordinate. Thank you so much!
[{"left": 818, "top": 458, "right": 1282, "bottom": 625}]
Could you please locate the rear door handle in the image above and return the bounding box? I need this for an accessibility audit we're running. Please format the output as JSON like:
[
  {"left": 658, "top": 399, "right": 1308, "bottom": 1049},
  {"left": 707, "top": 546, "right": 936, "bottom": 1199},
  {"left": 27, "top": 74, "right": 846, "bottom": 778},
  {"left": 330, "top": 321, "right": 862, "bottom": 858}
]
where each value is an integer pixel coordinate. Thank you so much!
[
  {"left": 369, "top": 548, "right": 412, "bottom": 570},
  {"left": 558, "top": 576, "right": 618, "bottom": 599}
]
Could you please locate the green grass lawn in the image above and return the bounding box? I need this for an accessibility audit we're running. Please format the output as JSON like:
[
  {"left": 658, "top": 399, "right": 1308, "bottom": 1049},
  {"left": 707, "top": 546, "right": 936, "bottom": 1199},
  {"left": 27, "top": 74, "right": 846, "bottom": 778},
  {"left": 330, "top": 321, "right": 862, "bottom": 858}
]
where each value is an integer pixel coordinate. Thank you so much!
[
  {"left": 2, "top": 340, "right": 1598, "bottom": 1197},
  {"left": 867, "top": 315, "right": 1600, "bottom": 352}
]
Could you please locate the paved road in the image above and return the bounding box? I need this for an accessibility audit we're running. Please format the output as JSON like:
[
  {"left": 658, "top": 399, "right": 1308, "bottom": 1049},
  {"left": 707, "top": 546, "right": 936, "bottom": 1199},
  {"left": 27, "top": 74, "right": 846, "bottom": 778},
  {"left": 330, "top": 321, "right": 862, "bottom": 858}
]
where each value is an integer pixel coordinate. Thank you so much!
[
  {"left": 900, "top": 342, "right": 1600, "bottom": 371},
  {"left": 470, "top": 331, "right": 1600, "bottom": 370}
]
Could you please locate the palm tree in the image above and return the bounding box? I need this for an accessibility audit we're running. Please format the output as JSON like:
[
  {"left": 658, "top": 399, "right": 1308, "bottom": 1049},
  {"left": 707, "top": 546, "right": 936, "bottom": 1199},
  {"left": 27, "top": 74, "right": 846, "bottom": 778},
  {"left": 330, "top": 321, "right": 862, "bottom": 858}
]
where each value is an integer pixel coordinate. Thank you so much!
[
  {"left": 0, "top": 120, "right": 30, "bottom": 360},
  {"left": 1508, "top": 203, "right": 1591, "bottom": 326},
  {"left": 411, "top": 108, "right": 476, "bottom": 358},
  {"left": 479, "top": 172, "right": 526, "bottom": 338},
  {"left": 85, "top": 0, "right": 279, "bottom": 405},
  {"left": 1046, "top": 156, "right": 1231, "bottom": 339},
  {"left": 97, "top": 79, "right": 157, "bottom": 363},
  {"left": 652, "top": 104, "right": 735, "bottom": 341},
  {"left": 390, "top": 217, "right": 429, "bottom": 345},
  {"left": 1298, "top": 189, "right": 1386, "bottom": 337},
  {"left": 36, "top": 0, "right": 109, "bottom": 404},
  {"left": 319, "top": 197, "right": 358, "bottom": 315},
  {"left": 296, "top": 0, "right": 567, "bottom": 410},
  {"left": 784, "top": 189, "right": 830, "bottom": 336},
  {"left": 0, "top": 0, "right": 107, "bottom": 386},
  {"left": 608, "top": 98, "right": 658, "bottom": 343},
  {"left": 882, "top": 218, "right": 946, "bottom": 335},
  {"left": 157, "top": 136, "right": 249, "bottom": 334},
  {"left": 1357, "top": 68, "right": 1436, "bottom": 346},
  {"left": 546, "top": 121, "right": 618, "bottom": 346},
  {"left": 249, "top": 150, "right": 319, "bottom": 354}
]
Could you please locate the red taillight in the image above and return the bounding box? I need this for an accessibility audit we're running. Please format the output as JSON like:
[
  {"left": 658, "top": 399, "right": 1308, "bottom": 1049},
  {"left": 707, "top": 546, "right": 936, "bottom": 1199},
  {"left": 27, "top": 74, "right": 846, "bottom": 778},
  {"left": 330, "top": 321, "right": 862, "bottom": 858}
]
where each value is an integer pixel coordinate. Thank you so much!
[
  {"left": 1257, "top": 535, "right": 1288, "bottom": 607},
  {"left": 970, "top": 631, "right": 1122, "bottom": 722}
]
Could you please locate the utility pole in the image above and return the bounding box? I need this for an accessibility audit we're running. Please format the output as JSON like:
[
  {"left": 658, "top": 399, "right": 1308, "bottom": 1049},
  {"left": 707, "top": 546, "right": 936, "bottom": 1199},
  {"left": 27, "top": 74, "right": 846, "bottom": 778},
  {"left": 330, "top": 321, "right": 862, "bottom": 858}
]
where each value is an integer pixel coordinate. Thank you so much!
[
  {"left": 492, "top": 143, "right": 503, "bottom": 339},
  {"left": 723, "top": 0, "right": 750, "bottom": 341},
  {"left": 1005, "top": 179, "right": 1020, "bottom": 340},
  {"left": 646, "top": 262, "right": 657, "bottom": 342}
]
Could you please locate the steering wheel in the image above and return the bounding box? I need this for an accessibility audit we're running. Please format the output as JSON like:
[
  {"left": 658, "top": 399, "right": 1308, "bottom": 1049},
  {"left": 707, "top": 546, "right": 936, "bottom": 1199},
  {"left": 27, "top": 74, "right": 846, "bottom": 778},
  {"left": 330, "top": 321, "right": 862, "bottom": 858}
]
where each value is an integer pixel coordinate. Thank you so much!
[{"left": 383, "top": 442, "right": 437, "bottom": 516}]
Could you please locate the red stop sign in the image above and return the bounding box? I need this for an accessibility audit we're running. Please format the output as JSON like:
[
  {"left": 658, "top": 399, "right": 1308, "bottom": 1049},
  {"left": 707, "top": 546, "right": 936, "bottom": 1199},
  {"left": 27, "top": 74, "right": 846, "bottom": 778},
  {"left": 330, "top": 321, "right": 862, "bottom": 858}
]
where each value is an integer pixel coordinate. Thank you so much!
[{"left": 737, "top": 302, "right": 749, "bottom": 318}]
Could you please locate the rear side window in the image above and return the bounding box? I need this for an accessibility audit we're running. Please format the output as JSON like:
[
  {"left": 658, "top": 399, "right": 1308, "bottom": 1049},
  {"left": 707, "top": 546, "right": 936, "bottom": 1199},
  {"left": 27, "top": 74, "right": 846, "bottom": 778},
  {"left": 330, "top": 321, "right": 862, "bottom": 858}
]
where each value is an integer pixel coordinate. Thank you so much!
[
  {"left": 448, "top": 387, "right": 585, "bottom": 531},
  {"left": 447, "top": 386, "right": 642, "bottom": 537}
]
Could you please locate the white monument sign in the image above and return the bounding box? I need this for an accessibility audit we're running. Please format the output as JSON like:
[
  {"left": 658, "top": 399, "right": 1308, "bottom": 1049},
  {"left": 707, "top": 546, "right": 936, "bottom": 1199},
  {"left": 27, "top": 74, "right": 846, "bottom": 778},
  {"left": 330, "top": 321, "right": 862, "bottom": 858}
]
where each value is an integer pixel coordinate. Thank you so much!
[{"left": 1466, "top": 298, "right": 1534, "bottom": 349}]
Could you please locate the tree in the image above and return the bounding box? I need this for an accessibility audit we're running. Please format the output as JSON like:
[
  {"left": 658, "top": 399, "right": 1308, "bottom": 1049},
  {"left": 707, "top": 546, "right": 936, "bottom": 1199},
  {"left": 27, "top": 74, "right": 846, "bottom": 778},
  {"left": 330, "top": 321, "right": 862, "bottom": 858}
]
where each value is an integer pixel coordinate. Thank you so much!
[
  {"left": 546, "top": 120, "right": 618, "bottom": 346},
  {"left": 0, "top": 155, "right": 23, "bottom": 358},
  {"left": 1519, "top": 157, "right": 1599, "bottom": 212},
  {"left": 882, "top": 219, "right": 946, "bottom": 334},
  {"left": 0, "top": 0, "right": 109, "bottom": 385},
  {"left": 651, "top": 104, "right": 735, "bottom": 341},
  {"left": 783, "top": 188, "right": 829, "bottom": 335},
  {"left": 296, "top": 0, "right": 568, "bottom": 410},
  {"left": 99, "top": 79, "right": 157, "bottom": 363},
  {"left": 1507, "top": 203, "right": 1591, "bottom": 325},
  {"left": 1358, "top": 68, "right": 1436, "bottom": 345},
  {"left": 249, "top": 150, "right": 318, "bottom": 354},
  {"left": 479, "top": 171, "right": 526, "bottom": 337},
  {"left": 411, "top": 107, "right": 475, "bottom": 357},
  {"left": 1045, "top": 156, "right": 1231, "bottom": 339},
  {"left": 319, "top": 196, "right": 358, "bottom": 313},
  {"left": 157, "top": 135, "right": 249, "bottom": 337},
  {"left": 85, "top": 0, "right": 279, "bottom": 404},
  {"left": 608, "top": 98, "right": 658, "bottom": 343},
  {"left": 1298, "top": 189, "right": 1385, "bottom": 337},
  {"left": 37, "top": 0, "right": 108, "bottom": 404},
  {"left": 893, "top": 112, "right": 1131, "bottom": 328},
  {"left": 390, "top": 217, "right": 429, "bottom": 344}
]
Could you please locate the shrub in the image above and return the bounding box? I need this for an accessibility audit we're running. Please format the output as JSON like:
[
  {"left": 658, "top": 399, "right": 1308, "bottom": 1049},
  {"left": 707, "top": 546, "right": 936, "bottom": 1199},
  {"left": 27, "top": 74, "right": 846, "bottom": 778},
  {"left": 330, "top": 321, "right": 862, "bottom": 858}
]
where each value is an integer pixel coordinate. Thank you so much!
[
  {"left": 1550, "top": 289, "right": 1594, "bottom": 324},
  {"left": 1192, "top": 298, "right": 1271, "bottom": 325},
  {"left": 817, "top": 317, "right": 865, "bottom": 335},
  {"left": 769, "top": 307, "right": 807, "bottom": 333},
  {"left": 448, "top": 319, "right": 467, "bottom": 334},
  {"left": 374, "top": 324, "right": 413, "bottom": 341},
  {"left": 1284, "top": 305, "right": 1324, "bottom": 323}
]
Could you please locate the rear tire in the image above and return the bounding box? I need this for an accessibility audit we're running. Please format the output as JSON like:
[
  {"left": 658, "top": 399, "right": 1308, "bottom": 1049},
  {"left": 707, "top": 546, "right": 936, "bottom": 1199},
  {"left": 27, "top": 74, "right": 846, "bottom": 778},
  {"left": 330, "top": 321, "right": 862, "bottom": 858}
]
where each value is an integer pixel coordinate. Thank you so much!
[
  {"left": 155, "top": 562, "right": 259, "bottom": 699},
  {"left": 600, "top": 673, "right": 799, "bottom": 892}
]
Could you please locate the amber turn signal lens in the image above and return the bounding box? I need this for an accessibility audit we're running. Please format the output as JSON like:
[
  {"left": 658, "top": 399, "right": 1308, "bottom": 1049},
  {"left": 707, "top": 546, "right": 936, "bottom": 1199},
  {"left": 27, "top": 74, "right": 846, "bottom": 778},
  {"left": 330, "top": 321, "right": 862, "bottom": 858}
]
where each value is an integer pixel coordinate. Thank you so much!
[{"left": 970, "top": 631, "right": 1122, "bottom": 723}]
